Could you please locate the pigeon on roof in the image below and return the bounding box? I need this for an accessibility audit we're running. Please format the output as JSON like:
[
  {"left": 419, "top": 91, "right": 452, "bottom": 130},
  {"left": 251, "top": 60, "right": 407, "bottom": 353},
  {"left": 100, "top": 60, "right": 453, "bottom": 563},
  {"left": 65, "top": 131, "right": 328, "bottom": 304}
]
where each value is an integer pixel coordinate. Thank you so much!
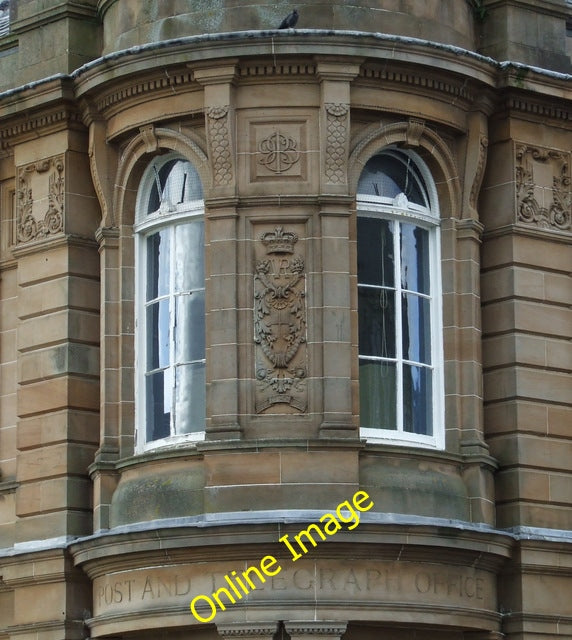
[{"left": 279, "top": 9, "right": 299, "bottom": 29}]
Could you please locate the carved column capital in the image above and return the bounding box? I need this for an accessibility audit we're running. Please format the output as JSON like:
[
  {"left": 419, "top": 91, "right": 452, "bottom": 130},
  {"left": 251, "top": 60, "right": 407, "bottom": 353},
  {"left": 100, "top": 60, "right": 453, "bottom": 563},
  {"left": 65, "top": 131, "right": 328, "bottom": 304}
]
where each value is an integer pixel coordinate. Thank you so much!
[
  {"left": 284, "top": 621, "right": 348, "bottom": 640},
  {"left": 216, "top": 623, "right": 278, "bottom": 639}
]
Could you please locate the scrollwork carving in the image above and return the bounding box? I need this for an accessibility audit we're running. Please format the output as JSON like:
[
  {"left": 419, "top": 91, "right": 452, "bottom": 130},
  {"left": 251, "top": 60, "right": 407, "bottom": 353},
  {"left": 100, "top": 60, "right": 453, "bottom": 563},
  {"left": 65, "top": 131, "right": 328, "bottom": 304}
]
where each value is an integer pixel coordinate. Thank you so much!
[
  {"left": 254, "top": 226, "right": 307, "bottom": 413},
  {"left": 515, "top": 144, "right": 571, "bottom": 232},
  {"left": 325, "top": 103, "right": 349, "bottom": 184},
  {"left": 16, "top": 155, "right": 65, "bottom": 243},
  {"left": 469, "top": 135, "right": 488, "bottom": 211}
]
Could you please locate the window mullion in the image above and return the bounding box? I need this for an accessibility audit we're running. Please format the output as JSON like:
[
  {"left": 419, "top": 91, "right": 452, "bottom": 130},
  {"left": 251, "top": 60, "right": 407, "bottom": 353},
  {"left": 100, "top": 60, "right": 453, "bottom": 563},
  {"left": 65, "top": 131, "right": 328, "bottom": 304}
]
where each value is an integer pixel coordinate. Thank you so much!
[
  {"left": 394, "top": 220, "right": 403, "bottom": 434},
  {"left": 169, "top": 225, "right": 176, "bottom": 437}
]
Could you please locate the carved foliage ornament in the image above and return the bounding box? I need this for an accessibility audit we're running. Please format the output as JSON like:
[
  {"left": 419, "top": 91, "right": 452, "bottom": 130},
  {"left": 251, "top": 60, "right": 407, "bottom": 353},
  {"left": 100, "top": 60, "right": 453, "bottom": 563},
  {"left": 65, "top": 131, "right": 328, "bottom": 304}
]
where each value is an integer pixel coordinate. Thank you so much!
[
  {"left": 17, "top": 155, "right": 65, "bottom": 243},
  {"left": 325, "top": 103, "right": 349, "bottom": 184},
  {"left": 254, "top": 226, "right": 307, "bottom": 413},
  {"left": 515, "top": 144, "right": 571, "bottom": 232},
  {"left": 206, "top": 105, "right": 233, "bottom": 186}
]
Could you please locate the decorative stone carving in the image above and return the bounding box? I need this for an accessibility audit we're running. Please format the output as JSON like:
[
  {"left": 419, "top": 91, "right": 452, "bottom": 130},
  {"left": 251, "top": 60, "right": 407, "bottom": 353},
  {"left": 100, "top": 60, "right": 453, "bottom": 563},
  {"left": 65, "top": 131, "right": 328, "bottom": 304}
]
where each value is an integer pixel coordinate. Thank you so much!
[
  {"left": 324, "top": 103, "right": 349, "bottom": 184},
  {"left": 406, "top": 117, "right": 425, "bottom": 147},
  {"left": 258, "top": 131, "right": 300, "bottom": 174},
  {"left": 217, "top": 624, "right": 278, "bottom": 638},
  {"left": 16, "top": 155, "right": 65, "bottom": 243},
  {"left": 139, "top": 124, "right": 159, "bottom": 153},
  {"left": 284, "top": 622, "right": 348, "bottom": 640},
  {"left": 206, "top": 105, "right": 234, "bottom": 186},
  {"left": 254, "top": 226, "right": 307, "bottom": 413},
  {"left": 515, "top": 144, "right": 571, "bottom": 232},
  {"left": 469, "top": 135, "right": 488, "bottom": 212}
]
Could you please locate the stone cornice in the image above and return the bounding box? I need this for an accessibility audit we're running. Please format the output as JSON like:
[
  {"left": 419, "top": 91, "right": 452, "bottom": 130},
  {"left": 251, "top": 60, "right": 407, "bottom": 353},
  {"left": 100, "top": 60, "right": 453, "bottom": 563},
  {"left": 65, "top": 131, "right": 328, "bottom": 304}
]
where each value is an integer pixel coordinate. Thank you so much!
[
  {"left": 358, "top": 63, "right": 477, "bottom": 106},
  {"left": 483, "top": 0, "right": 571, "bottom": 20},
  {"left": 0, "top": 76, "right": 83, "bottom": 149},
  {"left": 10, "top": 1, "right": 99, "bottom": 35},
  {"left": 69, "top": 515, "right": 514, "bottom": 578}
]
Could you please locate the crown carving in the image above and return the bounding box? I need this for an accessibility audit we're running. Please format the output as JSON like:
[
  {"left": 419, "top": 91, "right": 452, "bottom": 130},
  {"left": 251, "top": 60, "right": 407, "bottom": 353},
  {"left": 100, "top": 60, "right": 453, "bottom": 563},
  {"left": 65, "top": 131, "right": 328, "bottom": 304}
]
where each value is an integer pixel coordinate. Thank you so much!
[{"left": 260, "top": 226, "right": 298, "bottom": 254}]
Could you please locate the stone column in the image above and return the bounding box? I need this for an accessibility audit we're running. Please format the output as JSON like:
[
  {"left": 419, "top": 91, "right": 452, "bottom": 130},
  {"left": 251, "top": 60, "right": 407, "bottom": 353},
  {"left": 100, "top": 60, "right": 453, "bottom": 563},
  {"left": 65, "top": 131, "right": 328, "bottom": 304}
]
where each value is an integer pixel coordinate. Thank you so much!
[
  {"left": 316, "top": 60, "right": 361, "bottom": 438},
  {"left": 14, "top": 139, "right": 100, "bottom": 542},
  {"left": 194, "top": 63, "right": 241, "bottom": 440}
]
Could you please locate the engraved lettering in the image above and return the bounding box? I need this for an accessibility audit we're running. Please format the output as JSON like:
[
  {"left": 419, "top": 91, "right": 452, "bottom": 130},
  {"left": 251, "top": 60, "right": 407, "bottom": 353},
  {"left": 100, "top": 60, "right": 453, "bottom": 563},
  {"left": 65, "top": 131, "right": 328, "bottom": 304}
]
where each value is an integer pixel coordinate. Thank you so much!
[
  {"left": 175, "top": 575, "right": 191, "bottom": 596},
  {"left": 343, "top": 568, "right": 362, "bottom": 593},
  {"left": 271, "top": 574, "right": 287, "bottom": 590},
  {"left": 293, "top": 569, "right": 314, "bottom": 590},
  {"left": 415, "top": 571, "right": 431, "bottom": 594},
  {"left": 141, "top": 576, "right": 155, "bottom": 599},
  {"left": 319, "top": 568, "right": 337, "bottom": 591}
]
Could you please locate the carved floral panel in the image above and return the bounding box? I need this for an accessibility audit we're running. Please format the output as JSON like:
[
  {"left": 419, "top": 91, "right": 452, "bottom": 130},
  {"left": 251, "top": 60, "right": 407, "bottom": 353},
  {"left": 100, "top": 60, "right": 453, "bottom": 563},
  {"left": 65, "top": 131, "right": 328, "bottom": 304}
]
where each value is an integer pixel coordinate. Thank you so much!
[
  {"left": 515, "top": 144, "right": 571, "bottom": 232},
  {"left": 254, "top": 225, "right": 307, "bottom": 414},
  {"left": 16, "top": 155, "right": 65, "bottom": 243}
]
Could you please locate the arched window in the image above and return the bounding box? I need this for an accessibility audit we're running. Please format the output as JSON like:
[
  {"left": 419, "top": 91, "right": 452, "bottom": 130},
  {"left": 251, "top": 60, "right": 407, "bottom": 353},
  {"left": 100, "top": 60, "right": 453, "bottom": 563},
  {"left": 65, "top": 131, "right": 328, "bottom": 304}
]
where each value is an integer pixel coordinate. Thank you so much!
[
  {"left": 135, "top": 154, "right": 205, "bottom": 449},
  {"left": 0, "top": 1, "right": 10, "bottom": 37},
  {"left": 357, "top": 149, "right": 444, "bottom": 448}
]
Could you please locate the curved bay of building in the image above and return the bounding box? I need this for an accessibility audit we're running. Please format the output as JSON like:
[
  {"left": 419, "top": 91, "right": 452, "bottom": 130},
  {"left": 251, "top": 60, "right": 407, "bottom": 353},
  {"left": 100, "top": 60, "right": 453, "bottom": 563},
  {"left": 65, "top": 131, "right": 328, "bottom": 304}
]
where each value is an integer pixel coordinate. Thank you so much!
[{"left": 0, "top": 3, "right": 571, "bottom": 640}]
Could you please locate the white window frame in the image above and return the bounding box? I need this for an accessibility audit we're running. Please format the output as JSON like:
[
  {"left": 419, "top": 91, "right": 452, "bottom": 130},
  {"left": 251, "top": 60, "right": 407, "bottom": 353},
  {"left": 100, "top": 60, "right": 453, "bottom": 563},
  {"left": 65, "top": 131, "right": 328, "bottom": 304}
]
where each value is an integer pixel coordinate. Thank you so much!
[
  {"left": 357, "top": 152, "right": 444, "bottom": 450},
  {"left": 134, "top": 154, "right": 206, "bottom": 452}
]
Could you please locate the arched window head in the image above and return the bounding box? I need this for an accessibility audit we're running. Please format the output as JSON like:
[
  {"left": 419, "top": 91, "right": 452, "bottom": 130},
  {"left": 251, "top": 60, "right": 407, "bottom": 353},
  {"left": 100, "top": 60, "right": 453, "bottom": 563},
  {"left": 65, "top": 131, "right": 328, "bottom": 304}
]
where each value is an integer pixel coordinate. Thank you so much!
[
  {"left": 138, "top": 155, "right": 203, "bottom": 220},
  {"left": 135, "top": 154, "right": 205, "bottom": 449},
  {"left": 357, "top": 148, "right": 444, "bottom": 449}
]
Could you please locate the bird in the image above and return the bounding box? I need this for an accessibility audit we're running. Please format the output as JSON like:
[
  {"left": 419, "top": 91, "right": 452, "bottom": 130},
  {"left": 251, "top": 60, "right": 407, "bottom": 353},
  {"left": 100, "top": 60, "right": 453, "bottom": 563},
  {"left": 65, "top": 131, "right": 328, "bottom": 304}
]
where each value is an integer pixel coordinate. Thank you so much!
[{"left": 279, "top": 9, "right": 299, "bottom": 29}]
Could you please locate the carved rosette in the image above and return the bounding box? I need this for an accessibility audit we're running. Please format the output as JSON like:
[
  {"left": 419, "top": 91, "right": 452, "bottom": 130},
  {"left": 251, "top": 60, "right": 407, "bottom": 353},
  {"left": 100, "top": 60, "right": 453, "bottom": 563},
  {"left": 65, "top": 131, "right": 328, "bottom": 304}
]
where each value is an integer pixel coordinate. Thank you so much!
[
  {"left": 254, "top": 226, "right": 307, "bottom": 413},
  {"left": 17, "top": 155, "right": 65, "bottom": 243},
  {"left": 324, "top": 103, "right": 349, "bottom": 184},
  {"left": 206, "top": 106, "right": 234, "bottom": 186},
  {"left": 515, "top": 144, "right": 571, "bottom": 232}
]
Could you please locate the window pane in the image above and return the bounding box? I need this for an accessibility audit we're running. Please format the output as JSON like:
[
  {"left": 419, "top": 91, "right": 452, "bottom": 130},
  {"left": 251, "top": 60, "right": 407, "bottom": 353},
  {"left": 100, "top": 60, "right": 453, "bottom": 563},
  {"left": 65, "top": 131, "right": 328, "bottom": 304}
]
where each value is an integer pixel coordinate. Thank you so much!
[
  {"left": 357, "top": 153, "right": 428, "bottom": 206},
  {"left": 147, "top": 159, "right": 204, "bottom": 214},
  {"left": 357, "top": 217, "right": 394, "bottom": 287},
  {"left": 175, "top": 291, "right": 205, "bottom": 363},
  {"left": 403, "top": 364, "right": 432, "bottom": 435},
  {"left": 147, "top": 230, "right": 170, "bottom": 300},
  {"left": 146, "top": 300, "right": 170, "bottom": 371},
  {"left": 146, "top": 369, "right": 172, "bottom": 441},
  {"left": 400, "top": 224, "right": 429, "bottom": 294},
  {"left": 359, "top": 360, "right": 397, "bottom": 430},
  {"left": 174, "top": 362, "right": 206, "bottom": 434},
  {"left": 402, "top": 293, "right": 431, "bottom": 364},
  {"left": 174, "top": 221, "right": 205, "bottom": 292},
  {"left": 358, "top": 287, "right": 396, "bottom": 358}
]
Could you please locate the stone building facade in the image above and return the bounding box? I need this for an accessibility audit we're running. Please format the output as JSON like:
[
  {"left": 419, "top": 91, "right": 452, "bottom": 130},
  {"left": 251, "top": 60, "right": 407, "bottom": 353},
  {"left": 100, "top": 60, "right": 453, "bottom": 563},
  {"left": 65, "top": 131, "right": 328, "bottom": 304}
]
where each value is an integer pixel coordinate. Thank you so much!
[{"left": 0, "top": 1, "right": 571, "bottom": 640}]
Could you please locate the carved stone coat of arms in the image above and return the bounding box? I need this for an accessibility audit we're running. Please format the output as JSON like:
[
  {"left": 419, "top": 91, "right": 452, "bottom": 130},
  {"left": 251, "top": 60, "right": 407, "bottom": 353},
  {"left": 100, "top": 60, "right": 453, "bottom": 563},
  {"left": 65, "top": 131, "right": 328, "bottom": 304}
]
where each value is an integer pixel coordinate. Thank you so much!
[{"left": 254, "top": 226, "right": 307, "bottom": 413}]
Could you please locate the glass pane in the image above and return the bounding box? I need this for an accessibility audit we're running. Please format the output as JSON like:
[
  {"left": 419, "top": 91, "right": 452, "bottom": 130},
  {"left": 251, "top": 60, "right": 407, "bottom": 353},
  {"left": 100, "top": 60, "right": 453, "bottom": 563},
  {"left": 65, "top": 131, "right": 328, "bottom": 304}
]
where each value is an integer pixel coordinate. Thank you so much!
[
  {"left": 147, "top": 159, "right": 203, "bottom": 214},
  {"left": 147, "top": 300, "right": 170, "bottom": 370},
  {"left": 174, "top": 221, "right": 205, "bottom": 292},
  {"left": 400, "top": 224, "right": 429, "bottom": 294},
  {"left": 357, "top": 153, "right": 428, "bottom": 206},
  {"left": 174, "top": 362, "right": 206, "bottom": 434},
  {"left": 357, "top": 217, "right": 394, "bottom": 287},
  {"left": 358, "top": 287, "right": 396, "bottom": 358},
  {"left": 146, "top": 230, "right": 170, "bottom": 300},
  {"left": 146, "top": 369, "right": 172, "bottom": 441},
  {"left": 175, "top": 291, "right": 205, "bottom": 363},
  {"left": 402, "top": 293, "right": 431, "bottom": 364},
  {"left": 403, "top": 364, "right": 432, "bottom": 435},
  {"left": 359, "top": 360, "right": 397, "bottom": 430}
]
